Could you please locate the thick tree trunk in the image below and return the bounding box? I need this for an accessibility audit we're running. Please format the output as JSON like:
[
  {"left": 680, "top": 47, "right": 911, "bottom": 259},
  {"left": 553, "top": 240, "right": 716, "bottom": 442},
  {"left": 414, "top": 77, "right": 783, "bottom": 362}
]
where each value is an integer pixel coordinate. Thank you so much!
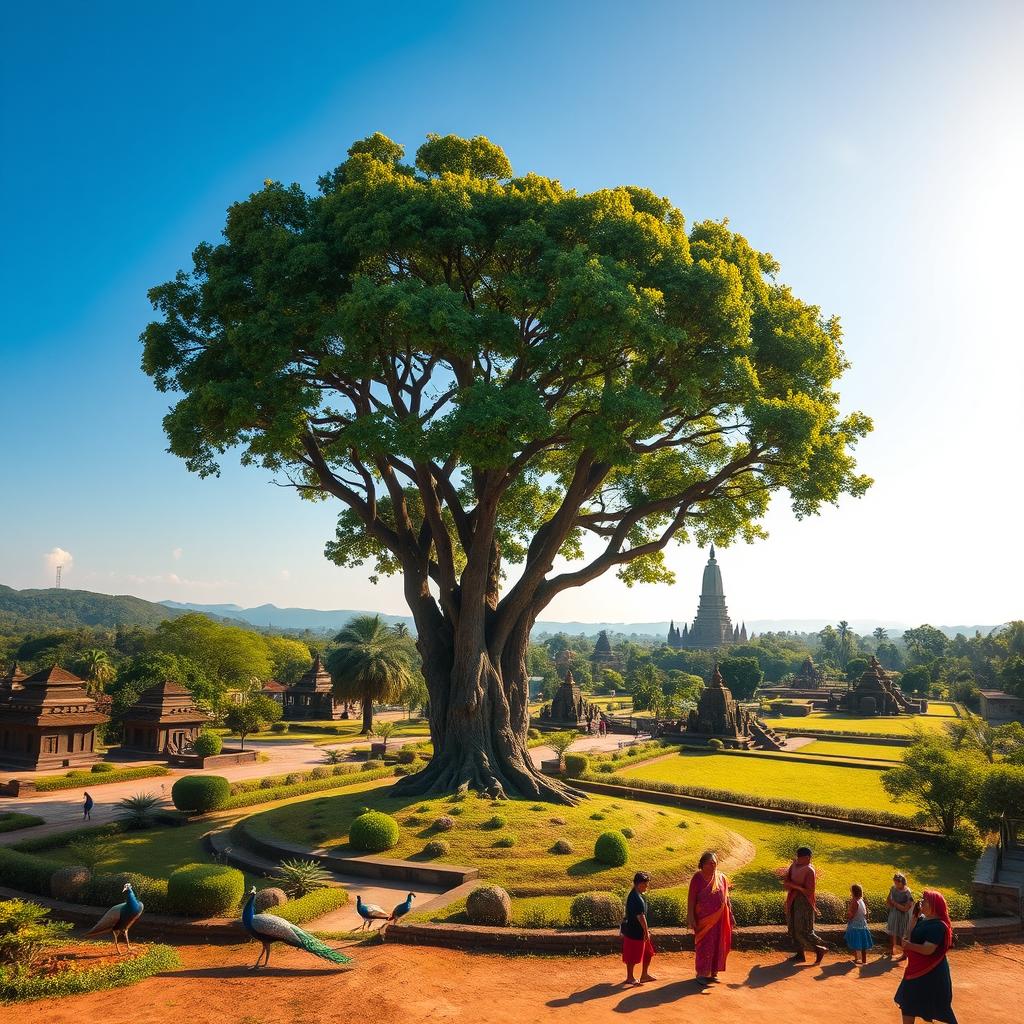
[
  {"left": 361, "top": 696, "right": 373, "bottom": 735},
  {"left": 393, "top": 615, "right": 582, "bottom": 805}
]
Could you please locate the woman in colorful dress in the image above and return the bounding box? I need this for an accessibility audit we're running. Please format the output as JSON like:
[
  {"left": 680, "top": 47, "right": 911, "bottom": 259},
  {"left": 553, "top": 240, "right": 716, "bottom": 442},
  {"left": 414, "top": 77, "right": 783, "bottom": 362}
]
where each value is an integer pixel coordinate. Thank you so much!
[
  {"left": 686, "top": 850, "right": 734, "bottom": 985},
  {"left": 621, "top": 871, "right": 655, "bottom": 986},
  {"left": 894, "top": 889, "right": 958, "bottom": 1024},
  {"left": 885, "top": 872, "right": 914, "bottom": 960}
]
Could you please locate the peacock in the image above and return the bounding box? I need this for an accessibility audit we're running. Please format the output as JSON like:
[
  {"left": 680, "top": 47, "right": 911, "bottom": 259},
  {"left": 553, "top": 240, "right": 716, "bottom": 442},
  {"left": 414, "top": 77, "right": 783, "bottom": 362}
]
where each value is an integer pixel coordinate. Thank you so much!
[
  {"left": 84, "top": 882, "right": 144, "bottom": 953},
  {"left": 388, "top": 892, "right": 415, "bottom": 927},
  {"left": 355, "top": 894, "right": 390, "bottom": 930},
  {"left": 241, "top": 887, "right": 353, "bottom": 970}
]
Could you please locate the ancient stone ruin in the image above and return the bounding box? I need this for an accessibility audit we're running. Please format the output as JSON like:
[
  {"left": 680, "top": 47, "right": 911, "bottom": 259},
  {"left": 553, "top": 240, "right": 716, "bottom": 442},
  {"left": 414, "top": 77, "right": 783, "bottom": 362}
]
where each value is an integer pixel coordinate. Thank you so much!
[{"left": 539, "top": 669, "right": 597, "bottom": 729}]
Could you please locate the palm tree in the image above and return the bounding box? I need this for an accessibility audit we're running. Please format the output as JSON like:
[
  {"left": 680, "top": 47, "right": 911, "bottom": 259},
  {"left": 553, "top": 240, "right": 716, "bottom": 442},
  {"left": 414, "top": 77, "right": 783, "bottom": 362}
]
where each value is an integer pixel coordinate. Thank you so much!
[
  {"left": 326, "top": 616, "right": 413, "bottom": 735},
  {"left": 836, "top": 620, "right": 852, "bottom": 670},
  {"left": 393, "top": 623, "right": 410, "bottom": 638},
  {"left": 79, "top": 649, "right": 115, "bottom": 696},
  {"left": 873, "top": 627, "right": 889, "bottom": 644}
]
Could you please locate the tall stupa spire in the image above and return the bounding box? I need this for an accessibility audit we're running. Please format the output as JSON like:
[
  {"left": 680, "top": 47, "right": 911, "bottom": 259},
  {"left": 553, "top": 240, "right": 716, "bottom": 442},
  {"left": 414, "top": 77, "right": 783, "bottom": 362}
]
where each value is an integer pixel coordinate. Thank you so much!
[{"left": 682, "top": 546, "right": 735, "bottom": 650}]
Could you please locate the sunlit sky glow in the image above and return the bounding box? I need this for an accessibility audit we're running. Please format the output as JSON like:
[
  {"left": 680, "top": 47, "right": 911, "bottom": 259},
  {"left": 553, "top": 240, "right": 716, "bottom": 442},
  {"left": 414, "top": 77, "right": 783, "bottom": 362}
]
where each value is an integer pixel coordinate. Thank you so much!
[{"left": 1, "top": 1, "right": 1021, "bottom": 627}]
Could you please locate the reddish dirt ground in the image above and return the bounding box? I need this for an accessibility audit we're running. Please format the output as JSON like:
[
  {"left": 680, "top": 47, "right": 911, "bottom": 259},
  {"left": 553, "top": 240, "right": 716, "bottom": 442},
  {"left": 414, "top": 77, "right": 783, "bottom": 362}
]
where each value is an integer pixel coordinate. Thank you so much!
[{"left": 6, "top": 940, "right": 1022, "bottom": 1023}]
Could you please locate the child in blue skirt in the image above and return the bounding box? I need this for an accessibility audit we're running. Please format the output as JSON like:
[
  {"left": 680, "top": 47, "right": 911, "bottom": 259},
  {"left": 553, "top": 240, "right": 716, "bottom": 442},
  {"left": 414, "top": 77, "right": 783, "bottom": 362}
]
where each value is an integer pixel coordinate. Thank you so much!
[{"left": 845, "top": 883, "right": 874, "bottom": 964}]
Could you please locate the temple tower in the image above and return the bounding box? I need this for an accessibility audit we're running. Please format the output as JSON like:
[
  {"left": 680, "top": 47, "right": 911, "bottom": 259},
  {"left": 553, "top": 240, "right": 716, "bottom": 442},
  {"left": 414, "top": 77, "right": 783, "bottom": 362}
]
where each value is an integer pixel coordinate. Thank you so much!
[{"left": 684, "top": 546, "right": 735, "bottom": 649}]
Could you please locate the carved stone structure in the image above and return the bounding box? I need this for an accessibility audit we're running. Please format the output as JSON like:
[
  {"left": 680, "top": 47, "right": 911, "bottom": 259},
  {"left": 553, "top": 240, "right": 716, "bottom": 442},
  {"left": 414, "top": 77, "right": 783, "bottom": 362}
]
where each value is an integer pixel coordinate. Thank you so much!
[
  {"left": 686, "top": 665, "right": 755, "bottom": 741},
  {"left": 0, "top": 662, "right": 28, "bottom": 704},
  {"left": 793, "top": 656, "right": 825, "bottom": 690},
  {"left": 0, "top": 665, "right": 109, "bottom": 770},
  {"left": 842, "top": 656, "right": 916, "bottom": 716},
  {"left": 538, "top": 669, "right": 596, "bottom": 728},
  {"left": 667, "top": 547, "right": 745, "bottom": 649},
  {"left": 589, "top": 630, "right": 622, "bottom": 676},
  {"left": 121, "top": 679, "right": 209, "bottom": 755},
  {"left": 283, "top": 655, "right": 344, "bottom": 721}
]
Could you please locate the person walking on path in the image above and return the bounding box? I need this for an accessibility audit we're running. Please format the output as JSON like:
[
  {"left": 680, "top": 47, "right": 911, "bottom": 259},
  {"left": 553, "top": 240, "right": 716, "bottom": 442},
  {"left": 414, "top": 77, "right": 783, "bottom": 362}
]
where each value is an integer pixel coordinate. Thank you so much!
[
  {"left": 782, "top": 845, "right": 827, "bottom": 965},
  {"left": 82, "top": 791, "right": 94, "bottom": 821},
  {"left": 886, "top": 873, "right": 914, "bottom": 960},
  {"left": 844, "top": 883, "right": 873, "bottom": 964},
  {"left": 894, "top": 890, "right": 958, "bottom": 1024},
  {"left": 621, "top": 871, "right": 656, "bottom": 986},
  {"left": 687, "top": 851, "right": 735, "bottom": 985}
]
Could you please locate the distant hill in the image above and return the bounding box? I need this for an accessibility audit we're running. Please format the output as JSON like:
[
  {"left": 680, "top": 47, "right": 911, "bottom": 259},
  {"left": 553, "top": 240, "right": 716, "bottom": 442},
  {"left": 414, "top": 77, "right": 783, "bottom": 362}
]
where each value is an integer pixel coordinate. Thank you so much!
[
  {"left": 160, "top": 600, "right": 415, "bottom": 632},
  {"left": 0, "top": 585, "right": 193, "bottom": 632}
]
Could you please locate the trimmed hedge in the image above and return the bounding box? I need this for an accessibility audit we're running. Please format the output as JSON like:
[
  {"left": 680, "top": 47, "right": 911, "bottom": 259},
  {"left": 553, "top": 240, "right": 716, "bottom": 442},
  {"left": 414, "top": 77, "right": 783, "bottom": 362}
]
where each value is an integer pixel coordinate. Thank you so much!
[
  {"left": 221, "top": 765, "right": 394, "bottom": 810},
  {"left": 91, "top": 762, "right": 115, "bottom": 773},
  {"left": 0, "top": 942, "right": 179, "bottom": 1003},
  {"left": 171, "top": 775, "right": 231, "bottom": 813},
  {"left": 0, "top": 813, "right": 44, "bottom": 834},
  {"left": 569, "top": 891, "right": 624, "bottom": 929},
  {"left": 563, "top": 753, "right": 589, "bottom": 778},
  {"left": 349, "top": 811, "right": 400, "bottom": 852},
  {"left": 646, "top": 890, "right": 687, "bottom": 927},
  {"left": 273, "top": 887, "right": 349, "bottom": 924},
  {"left": 590, "top": 772, "right": 926, "bottom": 831},
  {"left": 33, "top": 765, "right": 168, "bottom": 793},
  {"left": 594, "top": 830, "right": 629, "bottom": 866},
  {"left": 86, "top": 872, "right": 172, "bottom": 915},
  {"left": 12, "top": 823, "right": 123, "bottom": 854},
  {"left": 167, "top": 863, "right": 244, "bottom": 917},
  {"left": 0, "top": 848, "right": 65, "bottom": 895}
]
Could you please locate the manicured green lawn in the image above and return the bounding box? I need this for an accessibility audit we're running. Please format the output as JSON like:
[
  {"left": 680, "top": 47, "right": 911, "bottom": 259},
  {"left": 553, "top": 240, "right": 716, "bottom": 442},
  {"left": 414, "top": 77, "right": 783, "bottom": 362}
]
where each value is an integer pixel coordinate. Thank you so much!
[
  {"left": 798, "top": 740, "right": 906, "bottom": 762},
  {"left": 612, "top": 751, "right": 915, "bottom": 814},
  {"left": 923, "top": 702, "right": 959, "bottom": 718},
  {"left": 244, "top": 782, "right": 737, "bottom": 897},
  {"left": 766, "top": 711, "right": 947, "bottom": 736}
]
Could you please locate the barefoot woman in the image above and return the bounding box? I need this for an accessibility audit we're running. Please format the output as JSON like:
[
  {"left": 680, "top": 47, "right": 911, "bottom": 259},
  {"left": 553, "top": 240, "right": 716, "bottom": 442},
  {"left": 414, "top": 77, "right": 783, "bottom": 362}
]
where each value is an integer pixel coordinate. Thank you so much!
[
  {"left": 687, "top": 851, "right": 735, "bottom": 985},
  {"left": 621, "top": 871, "right": 656, "bottom": 986}
]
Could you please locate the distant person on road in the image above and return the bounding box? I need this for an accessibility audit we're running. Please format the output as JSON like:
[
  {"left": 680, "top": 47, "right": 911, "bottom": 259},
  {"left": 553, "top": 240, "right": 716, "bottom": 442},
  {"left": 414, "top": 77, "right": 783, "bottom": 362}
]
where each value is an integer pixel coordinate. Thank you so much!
[
  {"left": 83, "top": 791, "right": 94, "bottom": 820},
  {"left": 893, "top": 889, "right": 958, "bottom": 1024},
  {"left": 687, "top": 850, "right": 734, "bottom": 985},
  {"left": 621, "top": 870, "right": 656, "bottom": 986},
  {"left": 885, "top": 872, "right": 914, "bottom": 960},
  {"left": 782, "top": 845, "right": 827, "bottom": 965}
]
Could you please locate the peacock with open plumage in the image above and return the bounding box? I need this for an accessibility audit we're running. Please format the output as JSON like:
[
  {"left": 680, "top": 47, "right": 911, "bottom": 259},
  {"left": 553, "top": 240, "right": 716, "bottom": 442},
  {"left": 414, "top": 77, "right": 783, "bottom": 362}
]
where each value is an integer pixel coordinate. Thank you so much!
[
  {"left": 241, "top": 887, "right": 352, "bottom": 970},
  {"left": 84, "top": 882, "right": 144, "bottom": 953},
  {"left": 355, "top": 894, "right": 390, "bottom": 930}
]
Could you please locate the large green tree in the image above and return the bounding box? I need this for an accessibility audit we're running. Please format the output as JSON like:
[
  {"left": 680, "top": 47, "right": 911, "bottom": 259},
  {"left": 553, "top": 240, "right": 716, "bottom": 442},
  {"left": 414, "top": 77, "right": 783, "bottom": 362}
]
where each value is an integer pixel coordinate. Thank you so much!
[{"left": 141, "top": 132, "right": 870, "bottom": 802}]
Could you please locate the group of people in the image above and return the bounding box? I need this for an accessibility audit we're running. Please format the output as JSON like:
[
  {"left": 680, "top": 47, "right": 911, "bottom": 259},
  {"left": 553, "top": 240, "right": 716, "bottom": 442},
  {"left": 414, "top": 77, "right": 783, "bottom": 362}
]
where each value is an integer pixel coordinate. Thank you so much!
[
  {"left": 621, "top": 847, "right": 958, "bottom": 1024},
  {"left": 585, "top": 715, "right": 608, "bottom": 736}
]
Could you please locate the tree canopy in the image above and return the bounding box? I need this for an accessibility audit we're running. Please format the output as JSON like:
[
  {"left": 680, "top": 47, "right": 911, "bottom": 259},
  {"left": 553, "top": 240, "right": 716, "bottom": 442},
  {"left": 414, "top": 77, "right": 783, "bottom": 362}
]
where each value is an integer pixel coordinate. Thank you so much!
[{"left": 141, "top": 132, "right": 871, "bottom": 801}]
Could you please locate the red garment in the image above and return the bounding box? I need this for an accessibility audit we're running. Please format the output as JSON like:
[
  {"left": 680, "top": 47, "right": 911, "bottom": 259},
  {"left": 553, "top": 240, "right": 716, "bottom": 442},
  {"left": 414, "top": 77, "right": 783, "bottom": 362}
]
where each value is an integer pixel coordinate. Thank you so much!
[
  {"left": 621, "top": 936, "right": 655, "bottom": 966},
  {"left": 904, "top": 890, "right": 954, "bottom": 981},
  {"left": 689, "top": 871, "right": 732, "bottom": 976}
]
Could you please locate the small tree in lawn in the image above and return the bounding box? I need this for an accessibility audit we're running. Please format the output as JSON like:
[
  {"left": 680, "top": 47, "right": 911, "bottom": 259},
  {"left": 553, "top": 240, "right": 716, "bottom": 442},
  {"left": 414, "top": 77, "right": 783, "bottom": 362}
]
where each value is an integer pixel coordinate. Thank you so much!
[
  {"left": 882, "top": 737, "right": 984, "bottom": 836},
  {"left": 224, "top": 695, "right": 282, "bottom": 749},
  {"left": 372, "top": 720, "right": 397, "bottom": 751},
  {"left": 326, "top": 616, "right": 412, "bottom": 735},
  {"left": 547, "top": 731, "right": 578, "bottom": 772}
]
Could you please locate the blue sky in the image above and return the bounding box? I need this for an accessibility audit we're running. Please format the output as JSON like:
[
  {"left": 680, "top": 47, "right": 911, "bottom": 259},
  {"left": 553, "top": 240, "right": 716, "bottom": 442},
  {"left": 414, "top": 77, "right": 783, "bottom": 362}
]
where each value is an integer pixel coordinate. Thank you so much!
[{"left": 1, "top": 1, "right": 1021, "bottom": 625}]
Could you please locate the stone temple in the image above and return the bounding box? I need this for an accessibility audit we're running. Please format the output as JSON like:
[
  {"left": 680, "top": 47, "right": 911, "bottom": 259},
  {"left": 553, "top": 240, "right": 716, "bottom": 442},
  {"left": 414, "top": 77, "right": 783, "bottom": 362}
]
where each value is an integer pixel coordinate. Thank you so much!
[{"left": 667, "top": 546, "right": 746, "bottom": 650}]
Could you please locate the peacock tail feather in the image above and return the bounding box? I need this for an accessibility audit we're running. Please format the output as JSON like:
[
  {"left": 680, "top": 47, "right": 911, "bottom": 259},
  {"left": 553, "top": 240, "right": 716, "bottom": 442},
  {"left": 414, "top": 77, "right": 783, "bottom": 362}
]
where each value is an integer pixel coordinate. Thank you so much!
[{"left": 250, "top": 913, "right": 352, "bottom": 964}]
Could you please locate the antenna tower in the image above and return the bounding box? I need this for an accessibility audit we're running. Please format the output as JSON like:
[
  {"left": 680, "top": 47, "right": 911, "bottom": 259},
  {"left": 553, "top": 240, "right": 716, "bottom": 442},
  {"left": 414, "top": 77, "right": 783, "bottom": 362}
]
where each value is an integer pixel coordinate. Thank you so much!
[{"left": 55, "top": 565, "right": 62, "bottom": 589}]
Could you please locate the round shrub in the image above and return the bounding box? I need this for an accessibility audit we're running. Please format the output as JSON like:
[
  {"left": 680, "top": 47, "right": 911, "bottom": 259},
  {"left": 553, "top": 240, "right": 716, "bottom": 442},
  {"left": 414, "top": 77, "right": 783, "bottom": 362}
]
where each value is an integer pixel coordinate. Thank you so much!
[
  {"left": 550, "top": 816, "right": 566, "bottom": 825},
  {"left": 423, "top": 839, "right": 450, "bottom": 858},
  {"left": 814, "top": 891, "right": 846, "bottom": 924},
  {"left": 597, "top": 762, "right": 616, "bottom": 774},
  {"left": 50, "top": 865, "right": 91, "bottom": 900},
  {"left": 167, "top": 863, "right": 245, "bottom": 917},
  {"left": 348, "top": 811, "right": 400, "bottom": 852},
  {"left": 646, "top": 891, "right": 686, "bottom": 926},
  {"left": 190, "top": 730, "right": 223, "bottom": 757},
  {"left": 254, "top": 886, "right": 288, "bottom": 912},
  {"left": 527, "top": 727, "right": 540, "bottom": 740},
  {"left": 620, "top": 827, "right": 635, "bottom": 839},
  {"left": 707, "top": 738, "right": 725, "bottom": 751},
  {"left": 284, "top": 773, "right": 302, "bottom": 785},
  {"left": 466, "top": 885, "right": 512, "bottom": 926},
  {"left": 362, "top": 759, "right": 385, "bottom": 772},
  {"left": 949, "top": 820, "right": 984, "bottom": 859},
  {"left": 552, "top": 839, "right": 573, "bottom": 855},
  {"left": 563, "top": 753, "right": 589, "bottom": 778},
  {"left": 270, "top": 721, "right": 289, "bottom": 733},
  {"left": 432, "top": 815, "right": 455, "bottom": 832},
  {"left": 590, "top": 812, "right": 605, "bottom": 821},
  {"left": 309, "top": 766, "right": 329, "bottom": 780},
  {"left": 494, "top": 833, "right": 516, "bottom": 848},
  {"left": 446, "top": 805, "right": 464, "bottom": 815},
  {"left": 594, "top": 831, "right": 629, "bottom": 867},
  {"left": 91, "top": 762, "right": 114, "bottom": 774},
  {"left": 397, "top": 748, "right": 417, "bottom": 764},
  {"left": 260, "top": 777, "right": 277, "bottom": 789},
  {"left": 569, "top": 891, "right": 625, "bottom": 929},
  {"left": 484, "top": 814, "right": 507, "bottom": 829},
  {"left": 171, "top": 775, "right": 231, "bottom": 813}
]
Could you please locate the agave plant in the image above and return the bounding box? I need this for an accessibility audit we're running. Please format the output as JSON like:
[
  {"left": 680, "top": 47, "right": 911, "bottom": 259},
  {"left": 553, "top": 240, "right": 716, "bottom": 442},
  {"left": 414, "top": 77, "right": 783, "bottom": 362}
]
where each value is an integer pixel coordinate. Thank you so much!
[
  {"left": 320, "top": 747, "right": 346, "bottom": 765},
  {"left": 117, "top": 792, "right": 161, "bottom": 829},
  {"left": 275, "top": 857, "right": 332, "bottom": 897}
]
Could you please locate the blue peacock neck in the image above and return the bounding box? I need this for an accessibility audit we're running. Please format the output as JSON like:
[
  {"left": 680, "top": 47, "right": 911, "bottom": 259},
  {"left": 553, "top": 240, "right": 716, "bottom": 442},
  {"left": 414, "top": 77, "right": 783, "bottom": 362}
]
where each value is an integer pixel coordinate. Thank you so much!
[
  {"left": 125, "top": 886, "right": 141, "bottom": 914},
  {"left": 242, "top": 890, "right": 256, "bottom": 928}
]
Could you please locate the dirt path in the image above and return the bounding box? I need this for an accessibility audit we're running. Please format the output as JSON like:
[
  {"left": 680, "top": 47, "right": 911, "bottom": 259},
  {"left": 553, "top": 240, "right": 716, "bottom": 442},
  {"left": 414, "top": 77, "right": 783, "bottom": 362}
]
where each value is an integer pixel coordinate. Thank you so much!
[{"left": 12, "top": 940, "right": 1022, "bottom": 1024}]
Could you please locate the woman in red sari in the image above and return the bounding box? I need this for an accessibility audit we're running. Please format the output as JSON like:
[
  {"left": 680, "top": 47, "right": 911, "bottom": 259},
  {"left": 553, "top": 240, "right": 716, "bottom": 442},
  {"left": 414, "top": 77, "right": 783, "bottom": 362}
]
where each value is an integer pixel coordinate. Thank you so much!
[
  {"left": 687, "top": 851, "right": 735, "bottom": 985},
  {"left": 894, "top": 889, "right": 957, "bottom": 1024}
]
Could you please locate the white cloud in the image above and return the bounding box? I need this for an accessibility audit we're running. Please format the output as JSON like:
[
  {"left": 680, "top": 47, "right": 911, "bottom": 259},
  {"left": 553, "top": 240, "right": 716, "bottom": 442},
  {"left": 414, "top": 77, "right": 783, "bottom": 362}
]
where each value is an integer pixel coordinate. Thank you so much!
[
  {"left": 44, "top": 547, "right": 73, "bottom": 570},
  {"left": 279, "top": 569, "right": 291, "bottom": 580},
  {"left": 172, "top": 547, "right": 183, "bottom": 561}
]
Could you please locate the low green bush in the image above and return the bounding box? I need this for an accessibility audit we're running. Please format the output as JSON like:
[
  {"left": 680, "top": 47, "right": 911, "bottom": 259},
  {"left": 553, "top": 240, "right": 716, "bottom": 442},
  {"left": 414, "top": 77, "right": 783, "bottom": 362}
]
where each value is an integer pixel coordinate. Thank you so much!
[
  {"left": 270, "top": 721, "right": 289, "bottom": 733},
  {"left": 484, "top": 814, "right": 507, "bottom": 829},
  {"left": 569, "top": 891, "right": 624, "bottom": 929},
  {"left": 362, "top": 759, "right": 386, "bottom": 772},
  {"left": 171, "top": 775, "right": 231, "bottom": 813},
  {"left": 494, "top": 834, "right": 516, "bottom": 848},
  {"left": 348, "top": 811, "right": 400, "bottom": 852},
  {"left": 594, "top": 831, "right": 629, "bottom": 867},
  {"left": 646, "top": 891, "right": 686, "bottom": 926},
  {"left": 308, "top": 766, "right": 330, "bottom": 780},
  {"left": 466, "top": 885, "right": 512, "bottom": 926},
  {"left": 423, "top": 839, "right": 450, "bottom": 858},
  {"left": 167, "top": 863, "right": 245, "bottom": 917},
  {"left": 707, "top": 738, "right": 725, "bottom": 751},
  {"left": 34, "top": 765, "right": 168, "bottom": 792},
  {"left": 0, "top": 848, "right": 65, "bottom": 896},
  {"left": 620, "top": 827, "right": 635, "bottom": 839},
  {"left": 190, "top": 730, "right": 223, "bottom": 757},
  {"left": 223, "top": 765, "right": 395, "bottom": 809},
  {"left": 597, "top": 762, "right": 616, "bottom": 774},
  {"left": 90, "top": 762, "right": 115, "bottom": 774},
  {"left": 551, "top": 839, "right": 573, "bottom": 854},
  {"left": 396, "top": 749, "right": 417, "bottom": 764},
  {"left": 11, "top": 823, "right": 122, "bottom": 854},
  {"left": 86, "top": 872, "right": 172, "bottom": 915},
  {"left": 563, "top": 753, "right": 589, "bottom": 778},
  {"left": 273, "top": 887, "right": 349, "bottom": 924},
  {"left": 0, "top": 813, "right": 44, "bottom": 834},
  {"left": 50, "top": 866, "right": 91, "bottom": 901}
]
